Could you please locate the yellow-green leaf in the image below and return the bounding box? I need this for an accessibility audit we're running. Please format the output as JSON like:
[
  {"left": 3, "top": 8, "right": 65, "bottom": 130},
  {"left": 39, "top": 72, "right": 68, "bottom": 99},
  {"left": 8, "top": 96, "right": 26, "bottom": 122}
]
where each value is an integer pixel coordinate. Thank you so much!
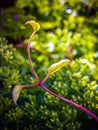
[
  {"left": 12, "top": 85, "right": 23, "bottom": 105},
  {"left": 48, "top": 59, "right": 70, "bottom": 75},
  {"left": 25, "top": 20, "right": 40, "bottom": 33}
]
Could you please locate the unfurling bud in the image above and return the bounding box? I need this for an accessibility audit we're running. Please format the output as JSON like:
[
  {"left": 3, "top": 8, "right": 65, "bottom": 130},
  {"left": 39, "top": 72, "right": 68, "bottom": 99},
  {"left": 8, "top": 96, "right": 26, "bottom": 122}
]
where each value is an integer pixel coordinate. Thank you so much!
[
  {"left": 48, "top": 59, "right": 70, "bottom": 76},
  {"left": 25, "top": 20, "right": 40, "bottom": 33}
]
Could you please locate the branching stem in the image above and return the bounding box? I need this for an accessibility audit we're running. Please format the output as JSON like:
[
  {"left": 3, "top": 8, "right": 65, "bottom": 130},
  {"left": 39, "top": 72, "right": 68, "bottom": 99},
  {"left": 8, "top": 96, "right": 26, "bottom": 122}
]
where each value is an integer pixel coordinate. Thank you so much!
[
  {"left": 22, "top": 84, "right": 39, "bottom": 88},
  {"left": 25, "top": 20, "right": 98, "bottom": 121},
  {"left": 27, "top": 31, "right": 40, "bottom": 83},
  {"left": 27, "top": 34, "right": 98, "bottom": 121}
]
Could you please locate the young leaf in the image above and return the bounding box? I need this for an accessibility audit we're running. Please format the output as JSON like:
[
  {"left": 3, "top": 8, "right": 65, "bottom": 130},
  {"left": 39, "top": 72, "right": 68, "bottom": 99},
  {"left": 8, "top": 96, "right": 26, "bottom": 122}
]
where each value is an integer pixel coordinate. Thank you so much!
[
  {"left": 48, "top": 59, "right": 70, "bottom": 76},
  {"left": 12, "top": 85, "right": 23, "bottom": 105},
  {"left": 25, "top": 20, "right": 40, "bottom": 33}
]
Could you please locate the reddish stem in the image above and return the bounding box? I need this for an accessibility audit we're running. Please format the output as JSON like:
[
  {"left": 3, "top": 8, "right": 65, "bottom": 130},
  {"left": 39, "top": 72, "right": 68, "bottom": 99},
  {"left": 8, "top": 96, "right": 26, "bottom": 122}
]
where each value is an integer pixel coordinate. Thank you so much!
[
  {"left": 14, "top": 44, "right": 52, "bottom": 59},
  {"left": 22, "top": 84, "right": 39, "bottom": 88},
  {"left": 41, "top": 73, "right": 50, "bottom": 84},
  {"left": 39, "top": 84, "right": 98, "bottom": 121},
  {"left": 25, "top": 26, "right": 98, "bottom": 121},
  {"left": 27, "top": 42, "right": 40, "bottom": 83}
]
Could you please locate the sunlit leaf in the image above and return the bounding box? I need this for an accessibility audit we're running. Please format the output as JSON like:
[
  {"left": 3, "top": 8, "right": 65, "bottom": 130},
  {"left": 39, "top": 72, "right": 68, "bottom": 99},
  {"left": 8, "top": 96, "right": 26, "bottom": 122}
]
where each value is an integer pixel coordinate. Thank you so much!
[
  {"left": 48, "top": 59, "right": 70, "bottom": 76},
  {"left": 12, "top": 85, "right": 23, "bottom": 105},
  {"left": 25, "top": 20, "right": 40, "bottom": 33}
]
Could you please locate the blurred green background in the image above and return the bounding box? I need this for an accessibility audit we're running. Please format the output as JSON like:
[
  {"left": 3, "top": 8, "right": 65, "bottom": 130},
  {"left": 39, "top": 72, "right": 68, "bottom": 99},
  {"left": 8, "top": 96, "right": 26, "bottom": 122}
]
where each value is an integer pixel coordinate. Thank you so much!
[{"left": 0, "top": 0, "right": 98, "bottom": 130}]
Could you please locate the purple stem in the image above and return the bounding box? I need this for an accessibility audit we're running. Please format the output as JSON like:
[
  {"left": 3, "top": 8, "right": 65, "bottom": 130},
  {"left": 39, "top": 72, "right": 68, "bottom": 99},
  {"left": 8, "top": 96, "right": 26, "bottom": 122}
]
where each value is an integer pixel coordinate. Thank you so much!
[
  {"left": 22, "top": 84, "right": 39, "bottom": 88},
  {"left": 14, "top": 44, "right": 26, "bottom": 48},
  {"left": 39, "top": 84, "right": 98, "bottom": 121},
  {"left": 41, "top": 74, "right": 50, "bottom": 84},
  {"left": 14, "top": 44, "right": 52, "bottom": 59},
  {"left": 27, "top": 42, "right": 40, "bottom": 83},
  {"left": 26, "top": 30, "right": 98, "bottom": 121}
]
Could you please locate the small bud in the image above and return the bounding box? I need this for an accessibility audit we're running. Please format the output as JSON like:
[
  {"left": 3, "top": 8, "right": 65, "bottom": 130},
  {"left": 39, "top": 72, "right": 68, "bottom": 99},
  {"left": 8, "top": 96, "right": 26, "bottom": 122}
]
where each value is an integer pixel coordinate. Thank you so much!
[
  {"left": 48, "top": 59, "right": 70, "bottom": 76},
  {"left": 12, "top": 85, "right": 23, "bottom": 105}
]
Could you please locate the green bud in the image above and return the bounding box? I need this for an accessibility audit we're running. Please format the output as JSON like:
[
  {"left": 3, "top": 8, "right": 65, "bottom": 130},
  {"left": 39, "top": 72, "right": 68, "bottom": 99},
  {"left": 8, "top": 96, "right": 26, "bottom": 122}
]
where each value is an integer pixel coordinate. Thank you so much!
[
  {"left": 48, "top": 59, "right": 70, "bottom": 76},
  {"left": 25, "top": 20, "right": 40, "bottom": 33}
]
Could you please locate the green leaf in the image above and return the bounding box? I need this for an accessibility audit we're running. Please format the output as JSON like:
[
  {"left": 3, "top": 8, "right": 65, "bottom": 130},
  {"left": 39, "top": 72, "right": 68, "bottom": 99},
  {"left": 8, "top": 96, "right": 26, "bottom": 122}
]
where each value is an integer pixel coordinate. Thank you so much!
[
  {"left": 12, "top": 85, "right": 23, "bottom": 105},
  {"left": 25, "top": 20, "right": 40, "bottom": 33},
  {"left": 48, "top": 59, "right": 70, "bottom": 76}
]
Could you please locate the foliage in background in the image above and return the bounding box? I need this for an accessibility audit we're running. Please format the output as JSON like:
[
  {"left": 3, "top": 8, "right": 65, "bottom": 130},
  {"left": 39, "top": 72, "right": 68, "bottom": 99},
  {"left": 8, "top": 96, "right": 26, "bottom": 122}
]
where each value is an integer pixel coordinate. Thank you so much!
[{"left": 0, "top": 0, "right": 98, "bottom": 129}]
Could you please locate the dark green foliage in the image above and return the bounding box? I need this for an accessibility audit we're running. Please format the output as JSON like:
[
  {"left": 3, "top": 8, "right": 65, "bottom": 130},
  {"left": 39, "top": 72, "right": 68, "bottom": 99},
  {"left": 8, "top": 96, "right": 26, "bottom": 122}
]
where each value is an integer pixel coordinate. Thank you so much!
[
  {"left": 0, "top": 38, "right": 19, "bottom": 88},
  {"left": 0, "top": 0, "right": 98, "bottom": 130}
]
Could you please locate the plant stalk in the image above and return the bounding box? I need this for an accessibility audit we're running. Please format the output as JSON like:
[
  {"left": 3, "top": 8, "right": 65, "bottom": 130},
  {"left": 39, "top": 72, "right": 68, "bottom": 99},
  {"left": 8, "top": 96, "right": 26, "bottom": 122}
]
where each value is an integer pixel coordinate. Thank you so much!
[
  {"left": 22, "top": 84, "right": 39, "bottom": 88},
  {"left": 40, "top": 84, "right": 98, "bottom": 121},
  {"left": 27, "top": 42, "right": 40, "bottom": 83}
]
